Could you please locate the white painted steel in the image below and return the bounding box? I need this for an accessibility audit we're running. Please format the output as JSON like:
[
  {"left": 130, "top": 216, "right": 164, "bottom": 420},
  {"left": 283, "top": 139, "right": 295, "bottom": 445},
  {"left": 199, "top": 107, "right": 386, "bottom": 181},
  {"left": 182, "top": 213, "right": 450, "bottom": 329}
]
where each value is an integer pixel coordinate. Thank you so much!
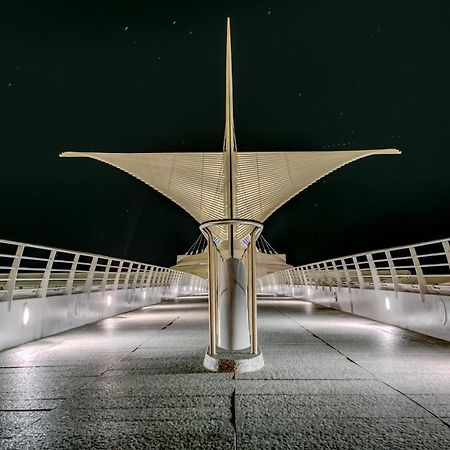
[
  {"left": 59, "top": 21, "right": 399, "bottom": 243},
  {"left": 61, "top": 149, "right": 399, "bottom": 242},
  {"left": 259, "top": 237, "right": 450, "bottom": 297},
  {"left": 258, "top": 237, "right": 450, "bottom": 341},
  {"left": 0, "top": 239, "right": 207, "bottom": 307},
  {"left": 0, "top": 239, "right": 207, "bottom": 351}
]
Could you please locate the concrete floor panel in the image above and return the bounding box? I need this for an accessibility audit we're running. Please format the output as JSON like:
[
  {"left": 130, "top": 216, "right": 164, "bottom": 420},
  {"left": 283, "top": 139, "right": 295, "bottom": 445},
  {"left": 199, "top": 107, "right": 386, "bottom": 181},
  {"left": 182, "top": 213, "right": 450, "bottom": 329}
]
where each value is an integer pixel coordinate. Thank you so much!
[
  {"left": 1, "top": 297, "right": 450, "bottom": 449},
  {"left": 235, "top": 394, "right": 430, "bottom": 419},
  {"left": 236, "top": 417, "right": 450, "bottom": 450}
]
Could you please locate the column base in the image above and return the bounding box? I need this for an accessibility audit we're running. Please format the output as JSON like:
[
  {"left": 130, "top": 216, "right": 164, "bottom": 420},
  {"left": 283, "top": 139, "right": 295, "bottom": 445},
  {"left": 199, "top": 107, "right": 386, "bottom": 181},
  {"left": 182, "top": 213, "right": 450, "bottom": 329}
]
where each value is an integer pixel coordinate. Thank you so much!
[{"left": 203, "top": 347, "right": 264, "bottom": 373}]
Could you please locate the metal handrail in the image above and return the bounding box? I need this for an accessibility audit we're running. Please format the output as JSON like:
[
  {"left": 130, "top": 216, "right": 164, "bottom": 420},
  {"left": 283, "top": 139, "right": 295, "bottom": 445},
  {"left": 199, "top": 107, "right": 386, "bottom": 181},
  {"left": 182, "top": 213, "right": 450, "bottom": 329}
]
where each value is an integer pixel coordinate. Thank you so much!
[
  {"left": 258, "top": 237, "right": 450, "bottom": 299},
  {"left": 0, "top": 239, "right": 207, "bottom": 309}
]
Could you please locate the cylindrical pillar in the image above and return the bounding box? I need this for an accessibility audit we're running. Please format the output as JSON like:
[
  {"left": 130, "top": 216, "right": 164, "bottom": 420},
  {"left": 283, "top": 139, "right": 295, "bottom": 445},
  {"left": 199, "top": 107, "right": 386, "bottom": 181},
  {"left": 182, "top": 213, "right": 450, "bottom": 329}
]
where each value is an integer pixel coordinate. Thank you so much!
[
  {"left": 249, "top": 231, "right": 258, "bottom": 354},
  {"left": 207, "top": 233, "right": 217, "bottom": 355}
]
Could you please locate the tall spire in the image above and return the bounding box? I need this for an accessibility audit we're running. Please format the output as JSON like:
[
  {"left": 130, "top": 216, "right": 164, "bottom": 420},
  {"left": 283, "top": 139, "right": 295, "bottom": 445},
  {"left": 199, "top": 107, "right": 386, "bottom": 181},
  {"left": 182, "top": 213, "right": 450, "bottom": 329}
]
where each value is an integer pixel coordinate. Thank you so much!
[
  {"left": 61, "top": 19, "right": 401, "bottom": 244},
  {"left": 224, "top": 17, "right": 236, "bottom": 252},
  {"left": 224, "top": 17, "right": 235, "bottom": 155}
]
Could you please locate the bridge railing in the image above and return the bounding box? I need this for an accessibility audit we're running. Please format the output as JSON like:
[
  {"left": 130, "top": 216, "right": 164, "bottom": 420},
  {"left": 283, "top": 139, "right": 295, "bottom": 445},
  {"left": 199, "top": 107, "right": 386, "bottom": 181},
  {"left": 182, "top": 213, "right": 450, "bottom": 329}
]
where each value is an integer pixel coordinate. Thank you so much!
[
  {"left": 258, "top": 237, "right": 450, "bottom": 298},
  {"left": 0, "top": 239, "right": 207, "bottom": 310}
]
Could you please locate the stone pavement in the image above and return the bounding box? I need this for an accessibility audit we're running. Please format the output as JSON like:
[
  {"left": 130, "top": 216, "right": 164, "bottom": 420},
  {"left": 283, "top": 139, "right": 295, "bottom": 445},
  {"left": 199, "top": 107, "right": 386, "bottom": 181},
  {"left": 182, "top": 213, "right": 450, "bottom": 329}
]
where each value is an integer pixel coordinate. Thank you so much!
[{"left": 1, "top": 297, "right": 450, "bottom": 449}]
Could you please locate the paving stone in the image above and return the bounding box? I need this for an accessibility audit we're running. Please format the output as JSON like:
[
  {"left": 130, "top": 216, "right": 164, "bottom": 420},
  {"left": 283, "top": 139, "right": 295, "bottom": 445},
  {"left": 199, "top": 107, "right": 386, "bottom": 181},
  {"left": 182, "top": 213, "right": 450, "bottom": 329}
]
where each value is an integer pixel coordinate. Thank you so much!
[
  {"left": 46, "top": 405, "right": 232, "bottom": 422},
  {"left": 235, "top": 394, "right": 430, "bottom": 418},
  {"left": 0, "top": 365, "right": 111, "bottom": 377},
  {"left": 3, "top": 419, "right": 236, "bottom": 449},
  {"left": 82, "top": 373, "right": 235, "bottom": 396},
  {"left": 380, "top": 374, "right": 450, "bottom": 394},
  {"left": 236, "top": 417, "right": 450, "bottom": 450},
  {"left": 0, "top": 411, "right": 49, "bottom": 438},
  {"left": 236, "top": 379, "right": 395, "bottom": 395},
  {"left": 0, "top": 376, "right": 92, "bottom": 393},
  {"left": 61, "top": 393, "right": 230, "bottom": 410},
  {"left": 409, "top": 394, "right": 450, "bottom": 417},
  {"left": 235, "top": 360, "right": 373, "bottom": 380}
]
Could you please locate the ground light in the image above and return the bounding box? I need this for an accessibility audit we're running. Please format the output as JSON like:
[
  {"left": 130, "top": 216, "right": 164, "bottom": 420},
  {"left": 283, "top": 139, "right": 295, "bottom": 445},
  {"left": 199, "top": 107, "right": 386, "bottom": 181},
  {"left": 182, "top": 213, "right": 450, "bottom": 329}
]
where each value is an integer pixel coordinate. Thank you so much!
[{"left": 22, "top": 304, "right": 30, "bottom": 326}]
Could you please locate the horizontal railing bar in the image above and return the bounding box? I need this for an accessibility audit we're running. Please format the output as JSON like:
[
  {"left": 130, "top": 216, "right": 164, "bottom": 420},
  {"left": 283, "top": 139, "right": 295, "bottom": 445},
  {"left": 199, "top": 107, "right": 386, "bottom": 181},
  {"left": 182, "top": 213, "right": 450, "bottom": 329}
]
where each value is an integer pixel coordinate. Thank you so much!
[
  {"left": 258, "top": 236, "right": 450, "bottom": 298},
  {"left": 0, "top": 239, "right": 153, "bottom": 267},
  {"left": 296, "top": 237, "right": 450, "bottom": 266},
  {"left": 17, "top": 256, "right": 50, "bottom": 262}
]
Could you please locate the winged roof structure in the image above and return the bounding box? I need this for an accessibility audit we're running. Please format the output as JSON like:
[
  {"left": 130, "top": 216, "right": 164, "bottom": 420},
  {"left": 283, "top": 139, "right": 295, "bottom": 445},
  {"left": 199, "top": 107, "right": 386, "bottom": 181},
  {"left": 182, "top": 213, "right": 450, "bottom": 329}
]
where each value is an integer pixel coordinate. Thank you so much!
[
  {"left": 61, "top": 148, "right": 398, "bottom": 238},
  {"left": 61, "top": 18, "right": 400, "bottom": 241}
]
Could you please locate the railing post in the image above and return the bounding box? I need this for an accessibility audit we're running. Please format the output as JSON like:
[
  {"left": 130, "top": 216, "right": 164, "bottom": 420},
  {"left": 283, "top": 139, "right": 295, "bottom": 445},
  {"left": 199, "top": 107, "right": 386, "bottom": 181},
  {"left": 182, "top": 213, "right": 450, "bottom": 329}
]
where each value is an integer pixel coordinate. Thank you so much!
[
  {"left": 112, "top": 261, "right": 123, "bottom": 291},
  {"left": 331, "top": 260, "right": 342, "bottom": 290},
  {"left": 286, "top": 270, "right": 294, "bottom": 296},
  {"left": 341, "top": 259, "right": 351, "bottom": 293},
  {"left": 174, "top": 272, "right": 180, "bottom": 296},
  {"left": 101, "top": 259, "right": 112, "bottom": 294},
  {"left": 131, "top": 264, "right": 141, "bottom": 301},
  {"left": 38, "top": 249, "right": 57, "bottom": 298},
  {"left": 300, "top": 267, "right": 308, "bottom": 288},
  {"left": 160, "top": 268, "right": 165, "bottom": 292},
  {"left": 123, "top": 262, "right": 133, "bottom": 291},
  {"left": 160, "top": 269, "right": 166, "bottom": 296},
  {"left": 324, "top": 262, "right": 333, "bottom": 291},
  {"left": 65, "top": 253, "right": 79, "bottom": 296},
  {"left": 145, "top": 266, "right": 154, "bottom": 289},
  {"left": 385, "top": 250, "right": 400, "bottom": 296},
  {"left": 443, "top": 240, "right": 450, "bottom": 269},
  {"left": 316, "top": 264, "right": 324, "bottom": 289},
  {"left": 293, "top": 267, "right": 300, "bottom": 287},
  {"left": 165, "top": 270, "right": 171, "bottom": 296},
  {"left": 132, "top": 264, "right": 141, "bottom": 288},
  {"left": 366, "top": 253, "right": 381, "bottom": 290},
  {"left": 84, "top": 256, "right": 98, "bottom": 295},
  {"left": 5, "top": 244, "right": 24, "bottom": 311},
  {"left": 352, "top": 257, "right": 365, "bottom": 290},
  {"left": 139, "top": 265, "right": 148, "bottom": 289},
  {"left": 152, "top": 267, "right": 160, "bottom": 292},
  {"left": 410, "top": 246, "right": 428, "bottom": 300},
  {"left": 309, "top": 265, "right": 316, "bottom": 289}
]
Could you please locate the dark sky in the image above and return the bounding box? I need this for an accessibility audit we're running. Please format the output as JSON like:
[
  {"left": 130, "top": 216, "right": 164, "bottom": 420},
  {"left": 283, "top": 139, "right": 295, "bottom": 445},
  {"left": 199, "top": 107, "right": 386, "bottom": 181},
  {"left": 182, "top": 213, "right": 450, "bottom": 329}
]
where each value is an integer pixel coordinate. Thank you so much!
[{"left": 1, "top": 0, "right": 449, "bottom": 267}]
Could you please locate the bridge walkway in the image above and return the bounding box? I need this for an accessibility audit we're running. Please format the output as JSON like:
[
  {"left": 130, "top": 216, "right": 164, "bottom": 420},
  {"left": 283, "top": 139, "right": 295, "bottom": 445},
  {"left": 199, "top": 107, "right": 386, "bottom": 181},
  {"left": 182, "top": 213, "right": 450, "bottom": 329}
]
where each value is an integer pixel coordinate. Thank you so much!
[{"left": 1, "top": 298, "right": 450, "bottom": 449}]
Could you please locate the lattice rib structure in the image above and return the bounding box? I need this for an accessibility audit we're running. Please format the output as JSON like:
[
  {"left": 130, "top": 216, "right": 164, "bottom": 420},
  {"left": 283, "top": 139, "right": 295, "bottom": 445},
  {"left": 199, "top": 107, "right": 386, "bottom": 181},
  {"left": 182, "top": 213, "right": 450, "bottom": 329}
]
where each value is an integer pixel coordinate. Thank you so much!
[{"left": 61, "top": 148, "right": 399, "bottom": 240}]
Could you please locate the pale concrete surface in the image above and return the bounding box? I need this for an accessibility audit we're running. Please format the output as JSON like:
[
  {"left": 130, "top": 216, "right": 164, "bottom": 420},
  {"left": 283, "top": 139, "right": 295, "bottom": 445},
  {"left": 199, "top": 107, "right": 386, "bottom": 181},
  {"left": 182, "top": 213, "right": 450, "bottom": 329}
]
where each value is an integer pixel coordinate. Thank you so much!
[{"left": 1, "top": 297, "right": 450, "bottom": 449}]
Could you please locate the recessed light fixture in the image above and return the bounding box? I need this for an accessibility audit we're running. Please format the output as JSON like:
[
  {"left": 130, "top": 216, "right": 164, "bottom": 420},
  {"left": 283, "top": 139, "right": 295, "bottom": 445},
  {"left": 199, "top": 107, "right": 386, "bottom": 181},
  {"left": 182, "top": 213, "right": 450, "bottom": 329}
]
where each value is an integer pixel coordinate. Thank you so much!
[
  {"left": 307, "top": 288, "right": 311, "bottom": 296},
  {"left": 385, "top": 296, "right": 391, "bottom": 311},
  {"left": 107, "top": 295, "right": 112, "bottom": 306},
  {"left": 143, "top": 291, "right": 146, "bottom": 300},
  {"left": 23, "top": 305, "right": 30, "bottom": 326}
]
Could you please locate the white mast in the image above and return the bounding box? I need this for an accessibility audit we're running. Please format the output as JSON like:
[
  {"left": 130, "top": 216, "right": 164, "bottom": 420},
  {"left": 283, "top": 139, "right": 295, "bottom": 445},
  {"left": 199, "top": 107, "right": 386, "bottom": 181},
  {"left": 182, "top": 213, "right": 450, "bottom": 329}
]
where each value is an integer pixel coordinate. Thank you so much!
[{"left": 224, "top": 17, "right": 237, "bottom": 256}]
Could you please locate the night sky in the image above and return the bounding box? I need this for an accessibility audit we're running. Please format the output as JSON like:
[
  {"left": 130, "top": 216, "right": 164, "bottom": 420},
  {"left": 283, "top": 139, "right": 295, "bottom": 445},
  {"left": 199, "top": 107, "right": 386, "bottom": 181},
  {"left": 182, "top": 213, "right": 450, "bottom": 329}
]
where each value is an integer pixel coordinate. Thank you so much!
[{"left": 1, "top": 1, "right": 449, "bottom": 267}]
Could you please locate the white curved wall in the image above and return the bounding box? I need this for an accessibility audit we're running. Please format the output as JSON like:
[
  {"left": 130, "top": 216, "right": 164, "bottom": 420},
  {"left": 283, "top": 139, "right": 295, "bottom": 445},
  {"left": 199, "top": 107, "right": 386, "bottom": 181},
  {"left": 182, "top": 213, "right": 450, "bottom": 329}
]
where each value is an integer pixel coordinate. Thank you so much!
[
  {"left": 284, "top": 285, "right": 450, "bottom": 342},
  {"left": 0, "top": 286, "right": 163, "bottom": 351}
]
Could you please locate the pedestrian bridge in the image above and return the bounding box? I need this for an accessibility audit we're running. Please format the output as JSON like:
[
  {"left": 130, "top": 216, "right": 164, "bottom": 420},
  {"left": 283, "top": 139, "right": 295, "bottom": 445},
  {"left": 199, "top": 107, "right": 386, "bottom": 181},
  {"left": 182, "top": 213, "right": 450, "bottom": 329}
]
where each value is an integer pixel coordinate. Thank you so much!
[
  {"left": 1, "top": 236, "right": 449, "bottom": 351},
  {"left": 1, "top": 236, "right": 450, "bottom": 448}
]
